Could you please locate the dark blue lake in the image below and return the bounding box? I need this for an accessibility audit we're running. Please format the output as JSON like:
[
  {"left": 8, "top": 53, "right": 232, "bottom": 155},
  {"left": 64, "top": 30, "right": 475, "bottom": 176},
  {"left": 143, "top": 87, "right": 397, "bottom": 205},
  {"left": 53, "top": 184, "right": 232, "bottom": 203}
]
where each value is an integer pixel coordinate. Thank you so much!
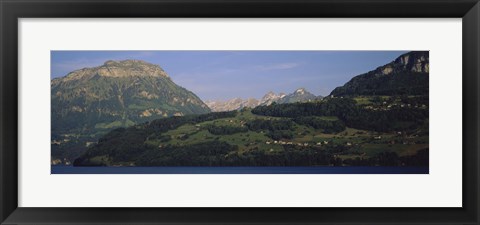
[{"left": 51, "top": 166, "right": 428, "bottom": 174}]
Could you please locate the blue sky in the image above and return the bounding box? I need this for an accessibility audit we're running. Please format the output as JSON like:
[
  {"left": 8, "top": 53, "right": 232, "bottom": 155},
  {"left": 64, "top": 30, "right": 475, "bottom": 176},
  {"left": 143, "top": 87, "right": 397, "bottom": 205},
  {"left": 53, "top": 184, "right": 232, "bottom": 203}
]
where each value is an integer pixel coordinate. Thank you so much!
[{"left": 51, "top": 51, "right": 407, "bottom": 101}]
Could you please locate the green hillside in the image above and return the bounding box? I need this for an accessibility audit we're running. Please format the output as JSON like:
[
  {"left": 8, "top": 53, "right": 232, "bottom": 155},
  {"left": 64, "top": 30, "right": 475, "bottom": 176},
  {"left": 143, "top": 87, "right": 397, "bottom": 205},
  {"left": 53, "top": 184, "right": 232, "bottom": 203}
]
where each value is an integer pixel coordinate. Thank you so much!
[{"left": 74, "top": 96, "right": 428, "bottom": 167}]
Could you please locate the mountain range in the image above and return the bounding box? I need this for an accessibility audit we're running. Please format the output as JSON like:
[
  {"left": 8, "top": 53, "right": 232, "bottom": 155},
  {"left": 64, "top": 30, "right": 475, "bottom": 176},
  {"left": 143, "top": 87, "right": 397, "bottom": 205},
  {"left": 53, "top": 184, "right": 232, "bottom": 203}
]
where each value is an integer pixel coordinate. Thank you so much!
[{"left": 205, "top": 88, "right": 321, "bottom": 112}]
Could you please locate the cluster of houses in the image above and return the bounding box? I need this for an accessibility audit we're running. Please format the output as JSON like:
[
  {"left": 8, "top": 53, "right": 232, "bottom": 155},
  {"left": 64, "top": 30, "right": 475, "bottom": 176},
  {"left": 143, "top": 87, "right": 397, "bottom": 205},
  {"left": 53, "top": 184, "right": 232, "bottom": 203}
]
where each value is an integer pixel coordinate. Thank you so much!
[
  {"left": 51, "top": 134, "right": 80, "bottom": 145},
  {"left": 51, "top": 138, "right": 71, "bottom": 145},
  {"left": 85, "top": 141, "right": 96, "bottom": 147},
  {"left": 264, "top": 140, "right": 352, "bottom": 147},
  {"left": 364, "top": 102, "right": 427, "bottom": 111},
  {"left": 51, "top": 158, "right": 71, "bottom": 166},
  {"left": 265, "top": 140, "right": 318, "bottom": 146},
  {"left": 222, "top": 119, "right": 247, "bottom": 127}
]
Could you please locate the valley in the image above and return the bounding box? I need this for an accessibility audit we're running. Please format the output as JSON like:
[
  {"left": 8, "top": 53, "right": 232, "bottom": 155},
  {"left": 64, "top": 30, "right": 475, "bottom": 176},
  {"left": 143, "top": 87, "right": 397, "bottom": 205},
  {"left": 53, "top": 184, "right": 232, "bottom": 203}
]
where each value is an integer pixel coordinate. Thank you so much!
[{"left": 73, "top": 95, "right": 428, "bottom": 167}]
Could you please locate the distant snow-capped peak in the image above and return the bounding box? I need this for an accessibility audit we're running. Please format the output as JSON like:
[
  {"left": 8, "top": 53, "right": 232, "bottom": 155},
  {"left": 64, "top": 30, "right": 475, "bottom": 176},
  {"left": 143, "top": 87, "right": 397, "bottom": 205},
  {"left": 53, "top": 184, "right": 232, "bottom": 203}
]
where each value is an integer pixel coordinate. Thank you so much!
[
  {"left": 295, "top": 88, "right": 306, "bottom": 95},
  {"left": 206, "top": 88, "right": 320, "bottom": 112}
]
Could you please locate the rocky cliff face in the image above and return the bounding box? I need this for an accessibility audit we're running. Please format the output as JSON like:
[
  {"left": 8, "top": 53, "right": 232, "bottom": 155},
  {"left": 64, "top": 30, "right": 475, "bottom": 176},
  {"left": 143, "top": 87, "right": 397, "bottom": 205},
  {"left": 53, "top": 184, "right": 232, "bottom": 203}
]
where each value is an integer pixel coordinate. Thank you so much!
[
  {"left": 52, "top": 60, "right": 169, "bottom": 85},
  {"left": 379, "top": 51, "right": 429, "bottom": 75},
  {"left": 394, "top": 51, "right": 429, "bottom": 73},
  {"left": 330, "top": 51, "right": 429, "bottom": 96}
]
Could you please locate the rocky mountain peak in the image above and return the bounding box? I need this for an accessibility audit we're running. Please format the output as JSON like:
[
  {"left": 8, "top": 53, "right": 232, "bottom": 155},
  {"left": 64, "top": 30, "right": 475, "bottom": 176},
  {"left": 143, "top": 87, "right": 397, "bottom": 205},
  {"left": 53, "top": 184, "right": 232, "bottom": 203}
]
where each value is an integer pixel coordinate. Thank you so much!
[
  {"left": 52, "top": 59, "right": 210, "bottom": 143},
  {"left": 260, "top": 91, "right": 283, "bottom": 106},
  {"left": 264, "top": 91, "right": 276, "bottom": 97},
  {"left": 281, "top": 88, "right": 317, "bottom": 103},
  {"left": 261, "top": 91, "right": 278, "bottom": 100},
  {"left": 295, "top": 88, "right": 307, "bottom": 95}
]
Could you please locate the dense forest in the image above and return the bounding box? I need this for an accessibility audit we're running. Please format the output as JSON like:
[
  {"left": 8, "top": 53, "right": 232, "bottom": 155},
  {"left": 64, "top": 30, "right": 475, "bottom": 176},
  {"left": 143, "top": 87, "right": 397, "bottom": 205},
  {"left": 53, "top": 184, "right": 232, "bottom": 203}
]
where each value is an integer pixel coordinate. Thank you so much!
[{"left": 252, "top": 97, "right": 428, "bottom": 132}]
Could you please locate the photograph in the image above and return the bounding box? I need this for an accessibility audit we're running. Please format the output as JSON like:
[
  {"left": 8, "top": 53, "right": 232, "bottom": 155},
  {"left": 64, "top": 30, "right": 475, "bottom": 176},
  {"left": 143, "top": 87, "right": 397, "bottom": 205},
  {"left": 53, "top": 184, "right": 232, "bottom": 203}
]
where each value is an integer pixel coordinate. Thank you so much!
[
  {"left": 3, "top": 0, "right": 478, "bottom": 223},
  {"left": 50, "top": 50, "right": 429, "bottom": 174}
]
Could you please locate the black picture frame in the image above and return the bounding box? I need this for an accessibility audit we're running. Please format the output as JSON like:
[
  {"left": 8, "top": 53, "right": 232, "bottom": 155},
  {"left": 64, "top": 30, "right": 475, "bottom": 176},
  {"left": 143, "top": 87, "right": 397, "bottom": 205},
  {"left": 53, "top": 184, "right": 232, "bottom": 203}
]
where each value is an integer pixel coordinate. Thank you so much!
[{"left": 1, "top": 0, "right": 479, "bottom": 224}]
